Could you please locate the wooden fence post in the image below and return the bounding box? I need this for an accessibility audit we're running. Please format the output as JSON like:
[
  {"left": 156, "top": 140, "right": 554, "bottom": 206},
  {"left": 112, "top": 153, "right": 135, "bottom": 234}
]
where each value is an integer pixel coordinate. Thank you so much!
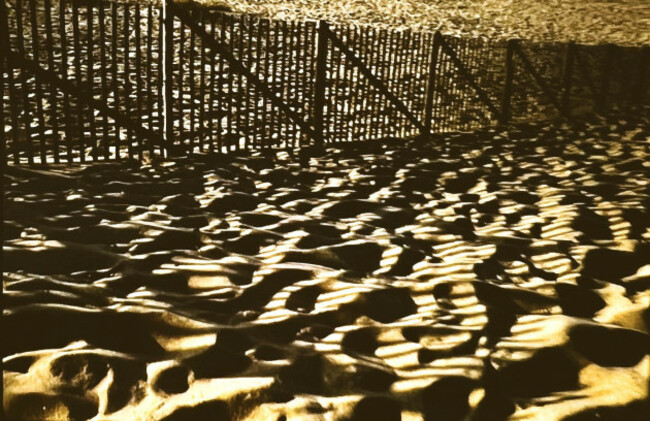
[
  {"left": 423, "top": 31, "right": 441, "bottom": 136},
  {"left": 499, "top": 39, "right": 516, "bottom": 126},
  {"left": 163, "top": 0, "right": 175, "bottom": 157},
  {"left": 599, "top": 43, "right": 615, "bottom": 113},
  {"left": 561, "top": 42, "right": 575, "bottom": 118},
  {"left": 313, "top": 20, "right": 328, "bottom": 147}
]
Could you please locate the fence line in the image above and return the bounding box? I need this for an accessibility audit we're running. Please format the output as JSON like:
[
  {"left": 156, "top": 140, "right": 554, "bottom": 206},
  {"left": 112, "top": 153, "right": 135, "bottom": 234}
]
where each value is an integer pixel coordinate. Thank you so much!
[{"left": 2, "top": 0, "right": 649, "bottom": 165}]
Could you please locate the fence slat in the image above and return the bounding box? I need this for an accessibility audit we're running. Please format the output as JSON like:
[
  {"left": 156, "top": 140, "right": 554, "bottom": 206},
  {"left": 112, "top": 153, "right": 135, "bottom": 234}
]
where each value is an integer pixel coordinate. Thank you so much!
[
  {"left": 87, "top": 3, "right": 98, "bottom": 160},
  {"left": 423, "top": 32, "right": 442, "bottom": 135},
  {"left": 188, "top": 7, "right": 196, "bottom": 154},
  {"left": 208, "top": 12, "right": 218, "bottom": 152},
  {"left": 16, "top": 0, "right": 34, "bottom": 164},
  {"left": 135, "top": 5, "right": 143, "bottom": 159},
  {"left": 111, "top": 2, "right": 120, "bottom": 160},
  {"left": 124, "top": 5, "right": 133, "bottom": 159},
  {"left": 43, "top": 0, "right": 60, "bottom": 162},
  {"left": 99, "top": 2, "right": 109, "bottom": 159},
  {"left": 146, "top": 5, "right": 154, "bottom": 155},
  {"left": 163, "top": 1, "right": 174, "bottom": 155},
  {"left": 29, "top": 0, "right": 47, "bottom": 163},
  {"left": 198, "top": 8, "right": 206, "bottom": 152}
]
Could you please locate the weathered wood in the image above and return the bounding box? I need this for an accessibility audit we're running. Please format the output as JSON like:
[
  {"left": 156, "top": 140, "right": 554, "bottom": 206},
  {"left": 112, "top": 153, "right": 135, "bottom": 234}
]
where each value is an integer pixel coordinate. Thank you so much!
[
  {"left": 261, "top": 18, "right": 271, "bottom": 148},
  {"left": 87, "top": 3, "right": 98, "bottom": 160},
  {"left": 561, "top": 42, "right": 575, "bottom": 117},
  {"left": 253, "top": 17, "right": 263, "bottom": 148},
  {"left": 198, "top": 8, "right": 206, "bottom": 151},
  {"left": 146, "top": 5, "right": 154, "bottom": 155},
  {"left": 326, "top": 25, "right": 424, "bottom": 134},
  {"left": 164, "top": 0, "right": 174, "bottom": 155},
  {"left": 99, "top": 2, "right": 109, "bottom": 159},
  {"left": 111, "top": 2, "right": 120, "bottom": 159},
  {"left": 135, "top": 5, "right": 143, "bottom": 159},
  {"left": 208, "top": 12, "right": 217, "bottom": 151},
  {"left": 499, "top": 39, "right": 516, "bottom": 125},
  {"left": 29, "top": 0, "right": 47, "bottom": 162},
  {"left": 188, "top": 7, "right": 196, "bottom": 153},
  {"left": 439, "top": 35, "right": 500, "bottom": 118},
  {"left": 124, "top": 5, "right": 133, "bottom": 159},
  {"left": 423, "top": 31, "right": 442, "bottom": 135},
  {"left": 512, "top": 42, "right": 563, "bottom": 115},
  {"left": 44, "top": 0, "right": 60, "bottom": 162},
  {"left": 172, "top": 5, "right": 317, "bottom": 143},
  {"left": 16, "top": 0, "right": 34, "bottom": 164},
  {"left": 8, "top": 52, "right": 164, "bottom": 150}
]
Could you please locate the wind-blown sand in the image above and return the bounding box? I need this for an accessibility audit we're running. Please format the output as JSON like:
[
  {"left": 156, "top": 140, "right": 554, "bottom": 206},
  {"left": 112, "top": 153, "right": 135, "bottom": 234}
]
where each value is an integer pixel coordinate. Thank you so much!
[{"left": 3, "top": 116, "right": 650, "bottom": 420}]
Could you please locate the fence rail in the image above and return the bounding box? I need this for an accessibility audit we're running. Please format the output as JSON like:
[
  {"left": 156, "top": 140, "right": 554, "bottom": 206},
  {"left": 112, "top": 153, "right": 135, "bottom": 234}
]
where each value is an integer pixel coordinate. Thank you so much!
[{"left": 2, "top": 0, "right": 648, "bottom": 165}]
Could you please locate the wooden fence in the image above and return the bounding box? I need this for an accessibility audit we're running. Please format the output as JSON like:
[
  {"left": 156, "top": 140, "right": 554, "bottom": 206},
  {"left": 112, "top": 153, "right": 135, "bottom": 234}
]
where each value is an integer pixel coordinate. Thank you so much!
[{"left": 1, "top": 0, "right": 648, "bottom": 165}]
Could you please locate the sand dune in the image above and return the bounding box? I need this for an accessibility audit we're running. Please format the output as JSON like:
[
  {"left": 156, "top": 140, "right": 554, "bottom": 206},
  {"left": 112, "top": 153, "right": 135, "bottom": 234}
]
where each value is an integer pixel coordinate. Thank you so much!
[{"left": 3, "top": 115, "right": 650, "bottom": 420}]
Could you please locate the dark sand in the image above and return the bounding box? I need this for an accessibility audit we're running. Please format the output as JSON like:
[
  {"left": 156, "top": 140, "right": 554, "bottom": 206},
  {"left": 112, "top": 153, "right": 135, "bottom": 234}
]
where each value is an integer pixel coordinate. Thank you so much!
[{"left": 3, "top": 116, "right": 650, "bottom": 420}]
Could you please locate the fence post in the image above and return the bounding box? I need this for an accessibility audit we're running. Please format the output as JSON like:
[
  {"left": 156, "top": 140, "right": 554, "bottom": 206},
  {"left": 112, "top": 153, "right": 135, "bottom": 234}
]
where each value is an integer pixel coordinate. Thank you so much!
[
  {"left": 313, "top": 20, "right": 328, "bottom": 147},
  {"left": 423, "top": 31, "right": 441, "bottom": 136},
  {"left": 561, "top": 42, "right": 575, "bottom": 118},
  {"left": 163, "top": 0, "right": 174, "bottom": 157},
  {"left": 499, "top": 39, "right": 516, "bottom": 126},
  {"left": 599, "top": 43, "right": 615, "bottom": 113}
]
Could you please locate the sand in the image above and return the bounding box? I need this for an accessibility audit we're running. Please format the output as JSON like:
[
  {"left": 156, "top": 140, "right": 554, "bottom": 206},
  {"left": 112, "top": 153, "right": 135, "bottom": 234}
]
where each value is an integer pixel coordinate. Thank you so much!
[{"left": 3, "top": 114, "right": 650, "bottom": 420}]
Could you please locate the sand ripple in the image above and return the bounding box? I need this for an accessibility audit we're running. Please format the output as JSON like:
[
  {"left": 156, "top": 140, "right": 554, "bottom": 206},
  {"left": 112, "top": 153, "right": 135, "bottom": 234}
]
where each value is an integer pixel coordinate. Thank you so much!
[{"left": 3, "top": 117, "right": 650, "bottom": 420}]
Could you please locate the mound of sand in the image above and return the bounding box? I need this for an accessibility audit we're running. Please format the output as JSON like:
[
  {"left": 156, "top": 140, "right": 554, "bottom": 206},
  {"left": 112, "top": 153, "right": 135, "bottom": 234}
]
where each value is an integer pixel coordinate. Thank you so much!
[{"left": 3, "top": 114, "right": 650, "bottom": 420}]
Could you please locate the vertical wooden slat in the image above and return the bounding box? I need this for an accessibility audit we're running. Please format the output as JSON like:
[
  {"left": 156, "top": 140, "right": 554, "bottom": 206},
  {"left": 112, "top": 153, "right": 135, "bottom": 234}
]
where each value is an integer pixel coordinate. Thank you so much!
[
  {"left": 244, "top": 14, "right": 253, "bottom": 150},
  {"left": 376, "top": 28, "right": 389, "bottom": 139},
  {"left": 177, "top": 11, "right": 185, "bottom": 149},
  {"left": 5, "top": 34, "right": 21, "bottom": 164},
  {"left": 423, "top": 32, "right": 441, "bottom": 136},
  {"left": 72, "top": 5, "right": 85, "bottom": 161},
  {"left": 369, "top": 27, "right": 380, "bottom": 140},
  {"left": 342, "top": 25, "right": 353, "bottom": 142},
  {"left": 164, "top": 0, "right": 174, "bottom": 156},
  {"left": 157, "top": 5, "right": 164, "bottom": 144},
  {"left": 262, "top": 18, "right": 271, "bottom": 149},
  {"left": 188, "top": 6, "right": 196, "bottom": 154},
  {"left": 87, "top": 2, "right": 98, "bottom": 160},
  {"left": 223, "top": 14, "right": 231, "bottom": 152},
  {"left": 135, "top": 4, "right": 143, "bottom": 160},
  {"left": 386, "top": 29, "right": 398, "bottom": 137},
  {"left": 111, "top": 2, "right": 120, "bottom": 160},
  {"left": 146, "top": 5, "right": 154, "bottom": 155},
  {"left": 0, "top": 0, "right": 11, "bottom": 164},
  {"left": 99, "top": 2, "right": 109, "bottom": 159},
  {"left": 499, "top": 39, "right": 516, "bottom": 126},
  {"left": 313, "top": 20, "right": 328, "bottom": 147},
  {"left": 198, "top": 8, "right": 206, "bottom": 151},
  {"left": 124, "top": 4, "right": 133, "bottom": 159},
  {"left": 28, "top": 0, "right": 47, "bottom": 162},
  {"left": 227, "top": 15, "right": 236, "bottom": 151},
  {"left": 17, "top": 0, "right": 34, "bottom": 164},
  {"left": 236, "top": 14, "right": 245, "bottom": 150},
  {"left": 44, "top": 0, "right": 60, "bottom": 162},
  {"left": 284, "top": 21, "right": 294, "bottom": 148},
  {"left": 208, "top": 12, "right": 217, "bottom": 152},
  {"left": 254, "top": 17, "right": 263, "bottom": 149}
]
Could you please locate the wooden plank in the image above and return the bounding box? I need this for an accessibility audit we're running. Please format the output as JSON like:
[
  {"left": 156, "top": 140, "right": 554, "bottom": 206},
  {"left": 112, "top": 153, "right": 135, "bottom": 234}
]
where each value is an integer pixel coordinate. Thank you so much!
[
  {"left": 253, "top": 16, "right": 263, "bottom": 149},
  {"left": 423, "top": 32, "right": 441, "bottom": 135},
  {"left": 86, "top": 3, "right": 98, "bottom": 160},
  {"left": 439, "top": 34, "right": 500, "bottom": 118},
  {"left": 72, "top": 4, "right": 84, "bottom": 161},
  {"left": 177, "top": 10, "right": 185, "bottom": 149},
  {"left": 198, "top": 8, "right": 206, "bottom": 151},
  {"left": 8, "top": 52, "right": 164, "bottom": 150},
  {"left": 245, "top": 14, "right": 254, "bottom": 149},
  {"left": 222, "top": 13, "right": 230, "bottom": 151},
  {"left": 164, "top": 0, "right": 174, "bottom": 155},
  {"left": 16, "top": 0, "right": 34, "bottom": 164},
  {"left": 43, "top": 0, "right": 60, "bottom": 162},
  {"left": 0, "top": 0, "right": 9, "bottom": 164},
  {"left": 189, "top": 7, "right": 196, "bottom": 154},
  {"left": 99, "top": 2, "right": 109, "bottom": 159},
  {"left": 124, "top": 5, "right": 133, "bottom": 159},
  {"left": 561, "top": 42, "right": 575, "bottom": 117},
  {"left": 208, "top": 12, "right": 217, "bottom": 151},
  {"left": 261, "top": 18, "right": 271, "bottom": 149},
  {"left": 313, "top": 21, "right": 327, "bottom": 146},
  {"left": 59, "top": 0, "right": 73, "bottom": 162},
  {"left": 29, "top": 0, "right": 47, "bottom": 162},
  {"left": 512, "top": 41, "right": 563, "bottom": 115},
  {"left": 146, "top": 5, "right": 154, "bottom": 155},
  {"left": 111, "top": 2, "right": 120, "bottom": 160},
  {"left": 135, "top": 4, "right": 144, "bottom": 159}
]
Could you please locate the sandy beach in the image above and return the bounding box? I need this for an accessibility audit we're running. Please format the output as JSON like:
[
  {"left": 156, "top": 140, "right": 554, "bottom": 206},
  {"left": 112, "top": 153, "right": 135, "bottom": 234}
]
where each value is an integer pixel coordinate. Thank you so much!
[{"left": 3, "top": 114, "right": 650, "bottom": 420}]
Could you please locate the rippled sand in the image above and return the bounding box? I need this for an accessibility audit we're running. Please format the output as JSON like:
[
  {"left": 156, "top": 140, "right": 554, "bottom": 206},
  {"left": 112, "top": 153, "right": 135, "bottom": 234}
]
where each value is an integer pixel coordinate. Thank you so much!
[{"left": 3, "top": 118, "right": 650, "bottom": 421}]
